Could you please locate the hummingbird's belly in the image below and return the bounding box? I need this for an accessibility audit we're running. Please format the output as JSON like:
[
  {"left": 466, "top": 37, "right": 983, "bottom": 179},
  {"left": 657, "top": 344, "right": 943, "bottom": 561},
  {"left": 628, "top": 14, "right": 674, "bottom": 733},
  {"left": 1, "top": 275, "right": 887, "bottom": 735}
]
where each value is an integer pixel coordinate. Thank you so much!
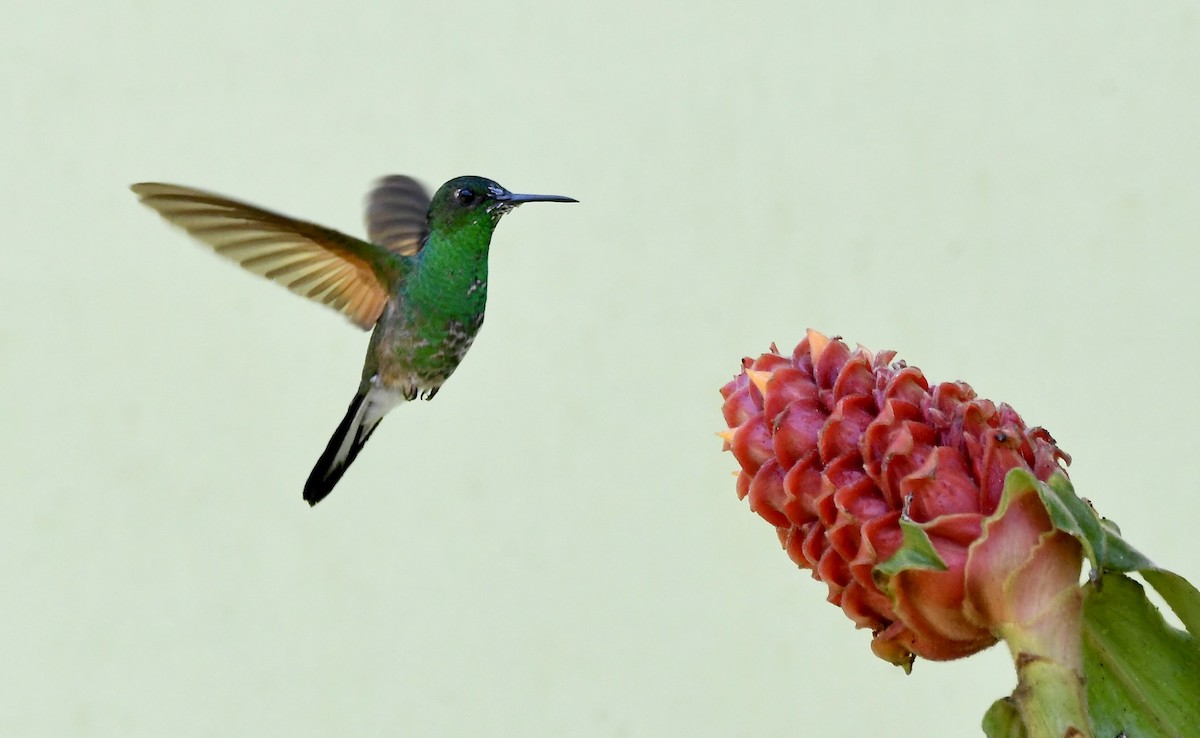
[{"left": 375, "top": 314, "right": 484, "bottom": 398}]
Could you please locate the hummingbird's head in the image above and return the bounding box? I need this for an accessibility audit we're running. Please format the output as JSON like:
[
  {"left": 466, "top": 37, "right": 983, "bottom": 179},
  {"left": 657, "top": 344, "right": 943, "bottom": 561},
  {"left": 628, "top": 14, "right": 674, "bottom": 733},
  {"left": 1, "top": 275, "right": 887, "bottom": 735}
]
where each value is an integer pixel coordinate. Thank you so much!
[{"left": 428, "top": 176, "right": 577, "bottom": 233}]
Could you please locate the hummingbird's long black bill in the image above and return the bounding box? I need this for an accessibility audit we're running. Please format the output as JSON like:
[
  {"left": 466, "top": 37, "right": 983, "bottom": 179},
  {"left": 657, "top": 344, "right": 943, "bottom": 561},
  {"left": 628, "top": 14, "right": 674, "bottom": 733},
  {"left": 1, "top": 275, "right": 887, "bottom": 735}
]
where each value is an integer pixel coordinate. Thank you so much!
[{"left": 503, "top": 192, "right": 578, "bottom": 204}]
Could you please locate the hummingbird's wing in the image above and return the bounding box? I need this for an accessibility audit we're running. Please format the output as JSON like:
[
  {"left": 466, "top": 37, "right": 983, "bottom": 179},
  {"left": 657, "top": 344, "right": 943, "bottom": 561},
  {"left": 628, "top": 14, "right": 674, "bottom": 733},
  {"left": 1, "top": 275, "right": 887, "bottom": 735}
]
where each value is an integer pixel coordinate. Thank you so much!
[
  {"left": 132, "top": 183, "right": 393, "bottom": 330},
  {"left": 364, "top": 175, "right": 431, "bottom": 256}
]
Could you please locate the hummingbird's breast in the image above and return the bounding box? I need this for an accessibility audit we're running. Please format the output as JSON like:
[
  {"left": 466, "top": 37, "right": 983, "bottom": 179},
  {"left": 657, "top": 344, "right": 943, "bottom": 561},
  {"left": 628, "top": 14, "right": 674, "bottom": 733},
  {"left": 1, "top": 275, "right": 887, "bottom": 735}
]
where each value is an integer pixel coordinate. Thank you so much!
[{"left": 367, "top": 271, "right": 489, "bottom": 398}]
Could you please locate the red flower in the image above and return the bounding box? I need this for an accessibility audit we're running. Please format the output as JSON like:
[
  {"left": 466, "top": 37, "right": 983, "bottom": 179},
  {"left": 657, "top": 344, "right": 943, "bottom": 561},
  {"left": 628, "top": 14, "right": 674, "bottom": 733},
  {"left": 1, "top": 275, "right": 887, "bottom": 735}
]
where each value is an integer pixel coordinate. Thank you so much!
[{"left": 720, "top": 330, "right": 1078, "bottom": 670}]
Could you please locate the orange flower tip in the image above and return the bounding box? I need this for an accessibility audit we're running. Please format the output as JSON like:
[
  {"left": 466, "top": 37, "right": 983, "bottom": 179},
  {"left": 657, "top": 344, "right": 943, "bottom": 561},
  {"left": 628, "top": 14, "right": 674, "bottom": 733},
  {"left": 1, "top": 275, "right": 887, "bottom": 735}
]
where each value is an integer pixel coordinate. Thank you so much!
[
  {"left": 716, "top": 429, "right": 736, "bottom": 444},
  {"left": 745, "top": 370, "right": 772, "bottom": 396},
  {"left": 805, "top": 328, "right": 831, "bottom": 361}
]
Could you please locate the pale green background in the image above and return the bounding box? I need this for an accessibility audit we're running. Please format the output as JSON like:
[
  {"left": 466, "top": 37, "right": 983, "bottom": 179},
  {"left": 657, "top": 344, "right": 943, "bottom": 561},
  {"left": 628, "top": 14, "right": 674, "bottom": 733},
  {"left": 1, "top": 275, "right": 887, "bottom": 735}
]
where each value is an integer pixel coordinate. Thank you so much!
[{"left": 3, "top": 2, "right": 1198, "bottom": 736}]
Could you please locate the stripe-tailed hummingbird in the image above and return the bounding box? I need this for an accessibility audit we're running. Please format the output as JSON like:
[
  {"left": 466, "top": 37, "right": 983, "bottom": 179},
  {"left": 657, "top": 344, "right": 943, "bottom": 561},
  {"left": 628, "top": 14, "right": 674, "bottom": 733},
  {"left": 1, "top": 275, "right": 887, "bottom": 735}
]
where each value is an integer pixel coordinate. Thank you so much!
[{"left": 132, "top": 175, "right": 576, "bottom": 506}]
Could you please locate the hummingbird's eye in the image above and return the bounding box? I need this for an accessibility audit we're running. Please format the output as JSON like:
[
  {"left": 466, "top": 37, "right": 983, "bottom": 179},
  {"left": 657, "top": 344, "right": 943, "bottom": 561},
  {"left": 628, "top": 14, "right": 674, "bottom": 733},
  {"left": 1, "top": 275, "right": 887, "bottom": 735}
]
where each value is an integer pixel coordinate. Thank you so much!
[{"left": 454, "top": 188, "right": 477, "bottom": 206}]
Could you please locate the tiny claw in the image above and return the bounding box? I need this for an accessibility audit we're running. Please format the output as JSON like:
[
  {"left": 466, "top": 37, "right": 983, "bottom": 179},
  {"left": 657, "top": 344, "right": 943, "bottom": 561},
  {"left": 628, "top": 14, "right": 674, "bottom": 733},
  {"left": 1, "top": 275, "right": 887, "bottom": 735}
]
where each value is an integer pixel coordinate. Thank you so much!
[
  {"left": 806, "top": 328, "right": 832, "bottom": 361},
  {"left": 717, "top": 429, "right": 736, "bottom": 450},
  {"left": 745, "top": 370, "right": 772, "bottom": 396}
]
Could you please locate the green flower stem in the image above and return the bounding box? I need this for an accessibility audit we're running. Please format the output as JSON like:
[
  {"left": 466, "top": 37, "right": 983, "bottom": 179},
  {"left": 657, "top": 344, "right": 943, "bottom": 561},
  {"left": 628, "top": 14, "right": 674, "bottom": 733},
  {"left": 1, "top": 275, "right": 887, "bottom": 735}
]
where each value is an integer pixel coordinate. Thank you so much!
[{"left": 998, "top": 615, "right": 1091, "bottom": 738}]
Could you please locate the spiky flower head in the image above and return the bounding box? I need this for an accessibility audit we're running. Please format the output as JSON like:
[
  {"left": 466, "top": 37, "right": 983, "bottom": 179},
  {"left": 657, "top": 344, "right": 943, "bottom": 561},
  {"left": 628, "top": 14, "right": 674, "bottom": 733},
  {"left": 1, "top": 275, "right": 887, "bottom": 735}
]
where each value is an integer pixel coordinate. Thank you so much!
[{"left": 720, "top": 330, "right": 1079, "bottom": 671}]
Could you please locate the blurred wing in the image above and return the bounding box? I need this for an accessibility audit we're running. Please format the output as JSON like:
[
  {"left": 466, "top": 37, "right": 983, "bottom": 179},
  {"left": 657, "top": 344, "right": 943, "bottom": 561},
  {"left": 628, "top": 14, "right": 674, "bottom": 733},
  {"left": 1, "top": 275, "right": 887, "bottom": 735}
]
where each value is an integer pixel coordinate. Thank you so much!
[
  {"left": 132, "top": 183, "right": 390, "bottom": 329},
  {"left": 365, "top": 175, "right": 431, "bottom": 257}
]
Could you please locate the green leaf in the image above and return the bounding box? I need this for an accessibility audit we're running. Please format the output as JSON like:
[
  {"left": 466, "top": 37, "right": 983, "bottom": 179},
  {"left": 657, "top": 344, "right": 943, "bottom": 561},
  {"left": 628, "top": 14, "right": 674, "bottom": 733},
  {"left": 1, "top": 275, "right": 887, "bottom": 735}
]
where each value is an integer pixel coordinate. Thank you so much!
[
  {"left": 1033, "top": 473, "right": 1200, "bottom": 637},
  {"left": 1038, "top": 473, "right": 1154, "bottom": 574},
  {"left": 1140, "top": 568, "right": 1200, "bottom": 640},
  {"left": 1082, "top": 572, "right": 1200, "bottom": 738},
  {"left": 872, "top": 516, "right": 948, "bottom": 586},
  {"left": 982, "top": 698, "right": 1027, "bottom": 738}
]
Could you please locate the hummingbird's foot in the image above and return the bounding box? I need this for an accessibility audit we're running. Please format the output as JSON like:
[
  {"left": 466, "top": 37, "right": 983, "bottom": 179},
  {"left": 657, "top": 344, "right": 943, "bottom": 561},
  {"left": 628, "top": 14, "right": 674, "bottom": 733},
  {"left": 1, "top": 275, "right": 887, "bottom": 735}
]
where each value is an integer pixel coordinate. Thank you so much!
[{"left": 421, "top": 387, "right": 439, "bottom": 401}]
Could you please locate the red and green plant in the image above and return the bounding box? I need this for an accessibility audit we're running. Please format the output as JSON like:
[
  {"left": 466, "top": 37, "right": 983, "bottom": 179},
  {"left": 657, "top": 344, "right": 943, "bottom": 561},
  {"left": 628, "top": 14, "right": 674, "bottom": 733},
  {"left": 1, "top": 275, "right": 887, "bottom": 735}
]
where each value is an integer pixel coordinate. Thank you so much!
[{"left": 720, "top": 330, "right": 1200, "bottom": 738}]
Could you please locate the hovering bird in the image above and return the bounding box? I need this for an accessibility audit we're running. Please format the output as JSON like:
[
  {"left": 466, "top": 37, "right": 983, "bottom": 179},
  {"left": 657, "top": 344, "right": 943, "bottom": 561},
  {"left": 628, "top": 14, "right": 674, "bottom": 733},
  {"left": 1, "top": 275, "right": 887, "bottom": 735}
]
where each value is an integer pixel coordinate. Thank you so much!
[{"left": 132, "top": 175, "right": 576, "bottom": 506}]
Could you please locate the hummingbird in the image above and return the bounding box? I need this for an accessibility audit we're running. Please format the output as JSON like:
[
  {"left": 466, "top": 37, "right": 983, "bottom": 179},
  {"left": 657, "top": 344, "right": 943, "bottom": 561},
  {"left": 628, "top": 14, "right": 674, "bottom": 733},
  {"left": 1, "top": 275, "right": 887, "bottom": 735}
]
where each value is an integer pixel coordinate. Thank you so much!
[{"left": 132, "top": 175, "right": 576, "bottom": 506}]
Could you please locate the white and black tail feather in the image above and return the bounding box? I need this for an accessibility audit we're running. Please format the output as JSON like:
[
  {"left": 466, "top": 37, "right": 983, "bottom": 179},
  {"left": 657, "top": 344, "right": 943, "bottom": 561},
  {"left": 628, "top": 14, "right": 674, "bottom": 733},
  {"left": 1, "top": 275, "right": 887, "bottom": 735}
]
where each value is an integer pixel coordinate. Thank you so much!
[{"left": 304, "top": 389, "right": 400, "bottom": 506}]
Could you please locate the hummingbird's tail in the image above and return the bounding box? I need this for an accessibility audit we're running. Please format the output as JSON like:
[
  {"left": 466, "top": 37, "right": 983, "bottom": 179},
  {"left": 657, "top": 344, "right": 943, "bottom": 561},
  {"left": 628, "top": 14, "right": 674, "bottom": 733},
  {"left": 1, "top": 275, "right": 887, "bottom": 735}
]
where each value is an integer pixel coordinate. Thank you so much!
[{"left": 303, "top": 389, "right": 400, "bottom": 506}]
